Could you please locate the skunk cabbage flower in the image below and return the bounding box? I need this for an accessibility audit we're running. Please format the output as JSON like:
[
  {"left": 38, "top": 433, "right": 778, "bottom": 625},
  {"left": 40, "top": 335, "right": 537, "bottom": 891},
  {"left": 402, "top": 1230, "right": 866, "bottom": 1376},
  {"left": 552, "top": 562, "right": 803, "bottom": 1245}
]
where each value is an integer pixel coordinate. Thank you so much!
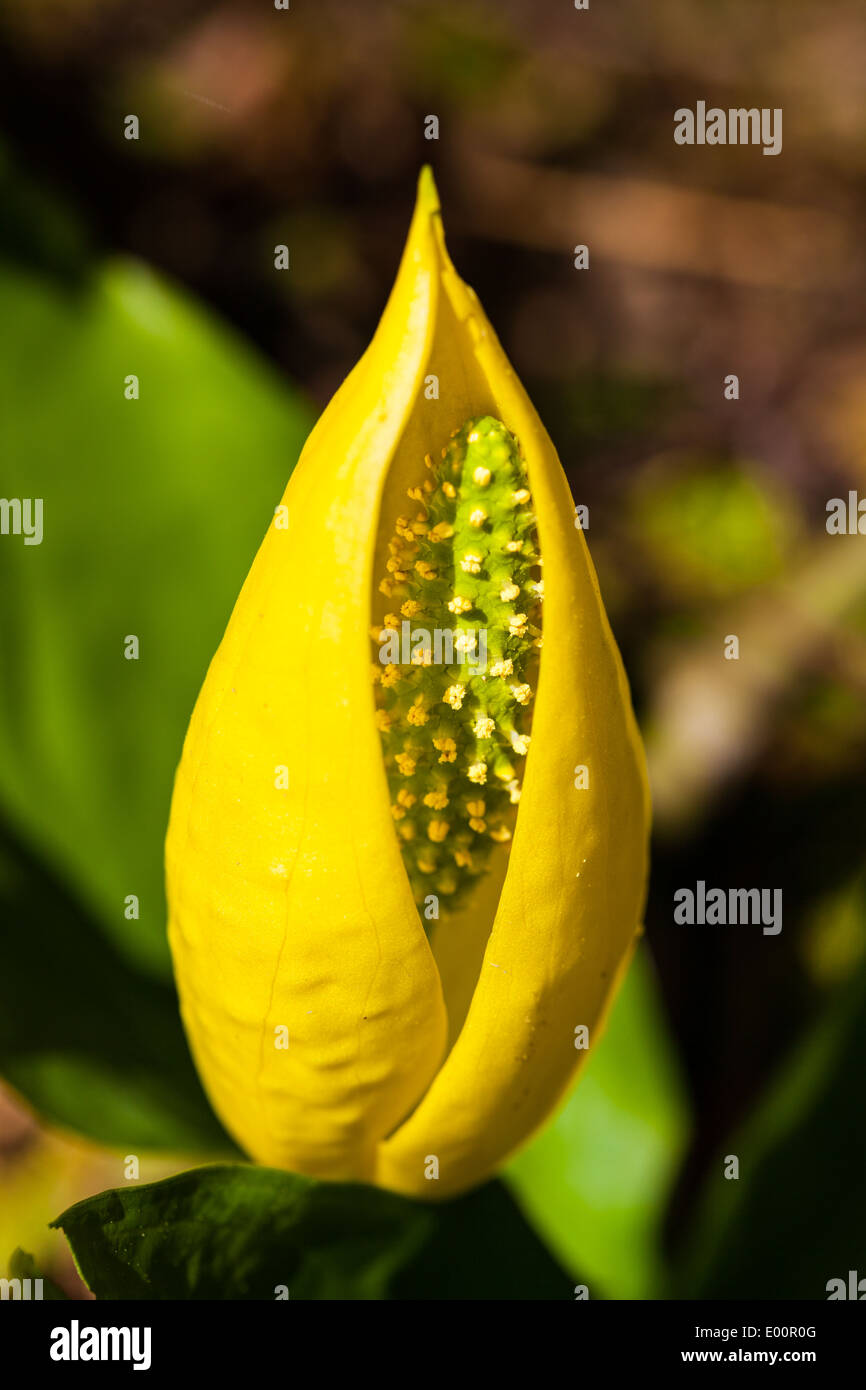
[{"left": 165, "top": 168, "right": 650, "bottom": 1200}]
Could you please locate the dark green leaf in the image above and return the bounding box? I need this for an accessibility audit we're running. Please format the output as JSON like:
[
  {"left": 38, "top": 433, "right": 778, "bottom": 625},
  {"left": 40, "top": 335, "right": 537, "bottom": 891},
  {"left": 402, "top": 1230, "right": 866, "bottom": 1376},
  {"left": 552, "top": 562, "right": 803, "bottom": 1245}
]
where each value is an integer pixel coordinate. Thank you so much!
[
  {"left": 53, "top": 1165, "right": 434, "bottom": 1300},
  {"left": 0, "top": 821, "right": 235, "bottom": 1153},
  {"left": 680, "top": 954, "right": 866, "bottom": 1299},
  {"left": 53, "top": 1163, "right": 573, "bottom": 1301},
  {"left": 393, "top": 1180, "right": 574, "bottom": 1300}
]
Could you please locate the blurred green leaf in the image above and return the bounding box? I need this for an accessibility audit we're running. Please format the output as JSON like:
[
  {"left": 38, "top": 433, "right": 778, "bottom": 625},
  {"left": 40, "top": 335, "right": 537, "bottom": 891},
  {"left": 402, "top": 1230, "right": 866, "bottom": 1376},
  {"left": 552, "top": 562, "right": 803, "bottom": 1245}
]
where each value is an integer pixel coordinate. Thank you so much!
[
  {"left": 631, "top": 456, "right": 795, "bottom": 599},
  {"left": 535, "top": 373, "right": 678, "bottom": 447},
  {"left": 393, "top": 1180, "right": 573, "bottom": 1300},
  {"left": 679, "top": 956, "right": 866, "bottom": 1299},
  {"left": 0, "top": 256, "right": 313, "bottom": 978},
  {"left": 404, "top": 9, "right": 520, "bottom": 105},
  {"left": 52, "top": 1165, "right": 571, "bottom": 1300},
  {"left": 7, "top": 1247, "right": 68, "bottom": 1300},
  {"left": 0, "top": 822, "right": 235, "bottom": 1152},
  {"left": 505, "top": 947, "right": 690, "bottom": 1299},
  {"left": 802, "top": 872, "right": 866, "bottom": 988},
  {"left": 0, "top": 142, "right": 90, "bottom": 280}
]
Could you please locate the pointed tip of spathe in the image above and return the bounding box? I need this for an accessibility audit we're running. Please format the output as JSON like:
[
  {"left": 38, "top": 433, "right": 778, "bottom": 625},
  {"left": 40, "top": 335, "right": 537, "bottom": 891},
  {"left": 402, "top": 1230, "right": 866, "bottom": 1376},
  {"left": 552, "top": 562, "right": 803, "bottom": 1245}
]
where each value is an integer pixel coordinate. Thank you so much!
[
  {"left": 416, "top": 164, "right": 441, "bottom": 215},
  {"left": 410, "top": 165, "right": 453, "bottom": 278}
]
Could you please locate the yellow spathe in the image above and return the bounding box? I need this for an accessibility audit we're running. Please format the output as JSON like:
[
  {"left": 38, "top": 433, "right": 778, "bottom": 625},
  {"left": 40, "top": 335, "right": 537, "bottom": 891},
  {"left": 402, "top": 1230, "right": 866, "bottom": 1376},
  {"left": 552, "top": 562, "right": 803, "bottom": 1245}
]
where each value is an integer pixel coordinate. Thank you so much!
[{"left": 165, "top": 168, "right": 650, "bottom": 1199}]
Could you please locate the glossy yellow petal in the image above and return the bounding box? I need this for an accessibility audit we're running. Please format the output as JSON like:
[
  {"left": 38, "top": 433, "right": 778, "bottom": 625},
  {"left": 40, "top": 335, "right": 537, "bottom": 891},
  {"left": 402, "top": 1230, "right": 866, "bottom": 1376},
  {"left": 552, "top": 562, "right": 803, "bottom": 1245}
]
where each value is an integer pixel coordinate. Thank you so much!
[
  {"left": 374, "top": 178, "right": 651, "bottom": 1199},
  {"left": 165, "top": 174, "right": 449, "bottom": 1180}
]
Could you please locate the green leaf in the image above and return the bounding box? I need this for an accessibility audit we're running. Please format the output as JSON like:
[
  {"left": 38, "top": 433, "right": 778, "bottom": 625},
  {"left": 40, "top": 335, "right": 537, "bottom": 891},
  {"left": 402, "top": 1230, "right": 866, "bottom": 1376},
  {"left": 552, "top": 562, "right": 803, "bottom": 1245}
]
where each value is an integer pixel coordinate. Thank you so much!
[
  {"left": 393, "top": 1180, "right": 574, "bottom": 1300},
  {"left": 0, "top": 821, "right": 236, "bottom": 1152},
  {"left": 631, "top": 455, "right": 795, "bottom": 600},
  {"left": 505, "top": 947, "right": 690, "bottom": 1299},
  {"left": 53, "top": 1165, "right": 434, "bottom": 1300},
  {"left": 679, "top": 954, "right": 866, "bottom": 1300},
  {"left": 52, "top": 1165, "right": 572, "bottom": 1300},
  {"left": 0, "top": 255, "right": 314, "bottom": 979},
  {"left": 7, "top": 1248, "right": 68, "bottom": 1301}
]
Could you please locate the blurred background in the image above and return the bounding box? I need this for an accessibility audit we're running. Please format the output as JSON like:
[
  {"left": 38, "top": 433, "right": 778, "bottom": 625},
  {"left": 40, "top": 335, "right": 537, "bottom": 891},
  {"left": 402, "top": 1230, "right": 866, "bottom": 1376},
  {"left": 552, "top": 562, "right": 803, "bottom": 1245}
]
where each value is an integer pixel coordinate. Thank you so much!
[{"left": 1, "top": 0, "right": 865, "bottom": 1299}]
